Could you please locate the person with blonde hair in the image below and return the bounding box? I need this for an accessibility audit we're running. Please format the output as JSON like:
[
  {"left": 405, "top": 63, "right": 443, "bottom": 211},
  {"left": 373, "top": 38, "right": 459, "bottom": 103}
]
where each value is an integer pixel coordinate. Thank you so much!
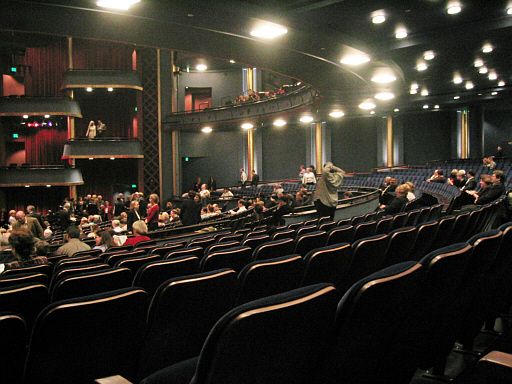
[
  {"left": 86, "top": 120, "right": 97, "bottom": 139},
  {"left": 124, "top": 220, "right": 151, "bottom": 247},
  {"left": 405, "top": 182, "right": 416, "bottom": 201},
  {"left": 145, "top": 194, "right": 160, "bottom": 231}
]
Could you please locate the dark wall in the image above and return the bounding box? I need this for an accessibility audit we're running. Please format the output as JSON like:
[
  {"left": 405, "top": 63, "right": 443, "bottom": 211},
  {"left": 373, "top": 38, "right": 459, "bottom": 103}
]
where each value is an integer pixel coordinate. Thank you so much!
[
  {"left": 483, "top": 107, "right": 512, "bottom": 157},
  {"left": 180, "top": 130, "right": 244, "bottom": 192},
  {"left": 261, "top": 124, "right": 307, "bottom": 180},
  {"left": 398, "top": 111, "right": 453, "bottom": 165},
  {"left": 330, "top": 117, "right": 378, "bottom": 172}
]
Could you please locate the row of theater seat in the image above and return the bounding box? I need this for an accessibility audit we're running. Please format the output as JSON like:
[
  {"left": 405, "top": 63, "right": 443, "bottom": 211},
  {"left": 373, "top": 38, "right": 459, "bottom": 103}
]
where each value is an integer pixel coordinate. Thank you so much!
[{"left": 3, "top": 218, "right": 511, "bottom": 383}]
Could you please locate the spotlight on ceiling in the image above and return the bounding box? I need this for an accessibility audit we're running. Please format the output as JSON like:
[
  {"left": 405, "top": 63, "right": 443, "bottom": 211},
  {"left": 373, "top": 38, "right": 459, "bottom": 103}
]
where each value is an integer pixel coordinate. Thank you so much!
[
  {"left": 86, "top": 87, "right": 93, "bottom": 92},
  {"left": 229, "top": 59, "right": 236, "bottom": 64},
  {"left": 299, "top": 115, "right": 314, "bottom": 123},
  {"left": 371, "top": 69, "right": 396, "bottom": 84},
  {"left": 474, "top": 58, "right": 484, "bottom": 67},
  {"left": 446, "top": 1, "right": 462, "bottom": 15},
  {"left": 395, "top": 27, "right": 408, "bottom": 39},
  {"left": 498, "top": 80, "right": 506, "bottom": 86},
  {"left": 273, "top": 119, "right": 287, "bottom": 127},
  {"left": 375, "top": 91, "right": 395, "bottom": 101},
  {"left": 359, "top": 100, "right": 376, "bottom": 110},
  {"left": 508, "top": 7, "right": 512, "bottom": 15},
  {"left": 44, "top": 114, "right": 50, "bottom": 118},
  {"left": 371, "top": 10, "right": 386, "bottom": 24},
  {"left": 465, "top": 81, "right": 474, "bottom": 90},
  {"left": 421, "top": 88, "right": 429, "bottom": 96},
  {"left": 394, "top": 108, "right": 400, "bottom": 112},
  {"left": 340, "top": 53, "right": 371, "bottom": 66},
  {"left": 410, "top": 82, "right": 419, "bottom": 90},
  {"left": 479, "top": 66, "right": 488, "bottom": 74},
  {"left": 201, "top": 126, "right": 213, "bottom": 133},
  {"left": 488, "top": 71, "right": 498, "bottom": 80},
  {"left": 410, "top": 89, "right": 418, "bottom": 95},
  {"left": 196, "top": 64, "right": 207, "bottom": 71},
  {"left": 329, "top": 110, "right": 345, "bottom": 118},
  {"left": 423, "top": 105, "right": 429, "bottom": 109},
  {"left": 491, "top": 91, "right": 498, "bottom": 95},
  {"left": 423, "top": 51, "right": 435, "bottom": 61},
  {"left": 416, "top": 62, "right": 428, "bottom": 71},
  {"left": 110, "top": 157, "right": 115, "bottom": 160},
  {"left": 250, "top": 21, "right": 288, "bottom": 39},
  {"left": 454, "top": 95, "right": 460, "bottom": 100},
  {"left": 96, "top": 0, "right": 140, "bottom": 11},
  {"left": 482, "top": 43, "right": 494, "bottom": 53},
  {"left": 241, "top": 122, "right": 254, "bottom": 129},
  {"left": 453, "top": 74, "right": 463, "bottom": 84},
  {"left": 370, "top": 111, "right": 376, "bottom": 115},
  {"left": 434, "top": 105, "right": 440, "bottom": 109},
  {"left": 23, "top": 114, "right": 29, "bottom": 119},
  {"left": 107, "top": 87, "right": 114, "bottom": 92}
]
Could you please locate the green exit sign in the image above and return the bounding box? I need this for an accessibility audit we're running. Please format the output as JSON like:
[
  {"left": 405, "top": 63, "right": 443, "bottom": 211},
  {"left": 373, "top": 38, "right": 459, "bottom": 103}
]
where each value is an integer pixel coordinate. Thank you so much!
[
  {"left": 12, "top": 133, "right": 19, "bottom": 139},
  {"left": 131, "top": 184, "right": 137, "bottom": 188},
  {"left": 10, "top": 66, "right": 17, "bottom": 74},
  {"left": 184, "top": 156, "right": 190, "bottom": 162}
]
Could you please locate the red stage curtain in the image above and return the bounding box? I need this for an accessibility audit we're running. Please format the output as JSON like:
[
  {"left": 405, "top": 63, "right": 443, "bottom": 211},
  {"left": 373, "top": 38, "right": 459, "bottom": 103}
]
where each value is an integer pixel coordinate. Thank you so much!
[
  {"left": 25, "top": 128, "right": 68, "bottom": 165},
  {"left": 73, "top": 39, "right": 134, "bottom": 70}
]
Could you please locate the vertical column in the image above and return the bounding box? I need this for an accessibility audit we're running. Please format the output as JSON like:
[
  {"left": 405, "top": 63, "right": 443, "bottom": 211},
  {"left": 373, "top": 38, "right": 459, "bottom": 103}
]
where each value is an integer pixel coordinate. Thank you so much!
[
  {"left": 315, "top": 122, "right": 323, "bottom": 174},
  {"left": 170, "top": 51, "right": 180, "bottom": 196},
  {"left": 386, "top": 115, "right": 394, "bottom": 167},
  {"left": 460, "top": 108, "right": 469, "bottom": 159},
  {"left": 67, "top": 37, "right": 77, "bottom": 200},
  {"left": 247, "top": 128, "right": 255, "bottom": 181}
]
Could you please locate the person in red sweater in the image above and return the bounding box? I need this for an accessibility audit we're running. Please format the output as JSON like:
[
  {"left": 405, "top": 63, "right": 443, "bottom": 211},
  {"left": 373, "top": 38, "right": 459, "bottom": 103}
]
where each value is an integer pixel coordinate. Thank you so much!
[
  {"left": 123, "top": 220, "right": 151, "bottom": 247},
  {"left": 145, "top": 193, "right": 160, "bottom": 231}
]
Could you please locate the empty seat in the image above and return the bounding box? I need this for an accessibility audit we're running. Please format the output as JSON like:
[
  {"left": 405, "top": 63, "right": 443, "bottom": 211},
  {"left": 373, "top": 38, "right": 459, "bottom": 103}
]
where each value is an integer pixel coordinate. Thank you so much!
[
  {"left": 51, "top": 264, "right": 111, "bottom": 290},
  {"left": 217, "top": 233, "right": 244, "bottom": 243},
  {"left": 405, "top": 209, "right": 421, "bottom": 227},
  {"left": 0, "top": 283, "right": 48, "bottom": 328},
  {"left": 54, "top": 256, "right": 103, "bottom": 273},
  {"left": 252, "top": 238, "right": 295, "bottom": 261},
  {"left": 316, "top": 261, "right": 423, "bottom": 384},
  {"left": 241, "top": 234, "right": 270, "bottom": 250},
  {"left": 134, "top": 239, "right": 157, "bottom": 249},
  {"left": 150, "top": 244, "right": 186, "bottom": 258},
  {"left": 375, "top": 216, "right": 393, "bottom": 234},
  {"left": 296, "top": 224, "right": 318, "bottom": 237},
  {"left": 302, "top": 243, "right": 353, "bottom": 290},
  {"left": 187, "top": 236, "right": 216, "bottom": 249},
  {"left": 236, "top": 255, "right": 304, "bottom": 305},
  {"left": 141, "top": 283, "right": 338, "bottom": 384},
  {"left": 350, "top": 214, "right": 365, "bottom": 226},
  {"left": 415, "top": 207, "right": 431, "bottom": 226},
  {"left": 115, "top": 254, "right": 161, "bottom": 275},
  {"left": 429, "top": 215, "right": 456, "bottom": 251},
  {"left": 165, "top": 246, "right": 204, "bottom": 260},
  {"left": 204, "top": 240, "right": 240, "bottom": 256},
  {"left": 71, "top": 249, "right": 103, "bottom": 258},
  {"left": 294, "top": 230, "right": 327, "bottom": 256},
  {"left": 244, "top": 229, "right": 268, "bottom": 239},
  {"left": 138, "top": 269, "right": 238, "bottom": 380},
  {"left": 318, "top": 221, "right": 337, "bottom": 232},
  {"left": 353, "top": 220, "right": 377, "bottom": 241},
  {"left": 1, "top": 263, "right": 51, "bottom": 278},
  {"left": 0, "top": 314, "right": 27, "bottom": 384},
  {"left": 337, "top": 218, "right": 351, "bottom": 227},
  {"left": 390, "top": 212, "right": 408, "bottom": 230},
  {"left": 201, "top": 246, "right": 253, "bottom": 272},
  {"left": 25, "top": 288, "right": 147, "bottom": 384},
  {"left": 409, "top": 220, "right": 438, "bottom": 261},
  {"left": 51, "top": 268, "right": 132, "bottom": 302},
  {"left": 382, "top": 226, "right": 417, "bottom": 267},
  {"left": 326, "top": 225, "right": 354, "bottom": 246},
  {"left": 0, "top": 273, "right": 48, "bottom": 288},
  {"left": 103, "top": 245, "right": 133, "bottom": 255},
  {"left": 105, "top": 250, "right": 147, "bottom": 266},
  {"left": 271, "top": 228, "right": 295, "bottom": 241}
]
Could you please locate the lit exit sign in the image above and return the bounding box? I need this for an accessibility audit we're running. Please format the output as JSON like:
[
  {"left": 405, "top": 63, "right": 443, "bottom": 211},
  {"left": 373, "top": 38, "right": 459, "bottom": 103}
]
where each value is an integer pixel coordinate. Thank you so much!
[
  {"left": 12, "top": 133, "right": 19, "bottom": 139},
  {"left": 10, "top": 66, "right": 17, "bottom": 74}
]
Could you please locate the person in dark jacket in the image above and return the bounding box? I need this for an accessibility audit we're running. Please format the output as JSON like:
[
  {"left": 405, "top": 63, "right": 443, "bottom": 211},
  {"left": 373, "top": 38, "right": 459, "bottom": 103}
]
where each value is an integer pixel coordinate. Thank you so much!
[
  {"left": 180, "top": 191, "right": 202, "bottom": 226},
  {"left": 269, "top": 196, "right": 293, "bottom": 226},
  {"left": 379, "top": 184, "right": 408, "bottom": 215},
  {"left": 251, "top": 170, "right": 260, "bottom": 186}
]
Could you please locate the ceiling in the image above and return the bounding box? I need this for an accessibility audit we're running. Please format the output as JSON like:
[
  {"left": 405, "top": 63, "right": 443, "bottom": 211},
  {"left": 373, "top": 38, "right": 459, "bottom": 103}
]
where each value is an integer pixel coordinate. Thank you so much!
[{"left": 2, "top": 0, "right": 512, "bottom": 117}]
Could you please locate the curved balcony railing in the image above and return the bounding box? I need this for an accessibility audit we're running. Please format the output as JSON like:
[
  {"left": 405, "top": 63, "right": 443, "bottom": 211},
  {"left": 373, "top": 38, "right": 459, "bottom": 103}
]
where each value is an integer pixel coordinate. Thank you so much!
[{"left": 164, "top": 85, "right": 318, "bottom": 126}]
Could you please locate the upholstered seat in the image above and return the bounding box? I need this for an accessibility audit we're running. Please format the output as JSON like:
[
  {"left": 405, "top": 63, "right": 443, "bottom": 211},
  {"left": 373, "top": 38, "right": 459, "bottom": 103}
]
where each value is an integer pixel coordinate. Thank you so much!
[
  {"left": 252, "top": 238, "right": 295, "bottom": 261},
  {"left": 293, "top": 230, "right": 327, "bottom": 256},
  {"left": 201, "top": 246, "right": 252, "bottom": 272},
  {"left": 302, "top": 242, "right": 352, "bottom": 290}
]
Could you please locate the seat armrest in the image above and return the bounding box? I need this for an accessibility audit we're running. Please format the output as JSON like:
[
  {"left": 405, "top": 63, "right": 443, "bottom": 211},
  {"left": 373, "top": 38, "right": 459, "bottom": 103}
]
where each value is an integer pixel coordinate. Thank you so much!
[
  {"left": 95, "top": 375, "right": 133, "bottom": 384},
  {"left": 477, "top": 351, "right": 512, "bottom": 384}
]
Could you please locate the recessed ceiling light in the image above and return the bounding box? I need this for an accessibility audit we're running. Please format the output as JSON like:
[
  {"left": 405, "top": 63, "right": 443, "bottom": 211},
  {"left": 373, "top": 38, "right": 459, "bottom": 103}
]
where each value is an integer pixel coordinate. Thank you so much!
[
  {"left": 482, "top": 43, "right": 493, "bottom": 53},
  {"left": 110, "top": 157, "right": 115, "bottom": 160},
  {"left": 434, "top": 105, "right": 440, "bottom": 109},
  {"left": 498, "top": 80, "right": 505, "bottom": 86},
  {"left": 359, "top": 100, "right": 376, "bottom": 110},
  {"left": 491, "top": 91, "right": 498, "bottom": 95},
  {"left": 375, "top": 91, "right": 395, "bottom": 101},
  {"left": 96, "top": 0, "right": 140, "bottom": 11},
  {"left": 196, "top": 64, "right": 207, "bottom": 71},
  {"left": 474, "top": 58, "right": 484, "bottom": 67},
  {"left": 395, "top": 27, "right": 408, "bottom": 39},
  {"left": 370, "top": 111, "right": 376, "bottom": 115},
  {"left": 24, "top": 185, "right": 30, "bottom": 188},
  {"left": 423, "top": 104, "right": 429, "bottom": 109},
  {"left": 273, "top": 119, "right": 287, "bottom": 127},
  {"left": 250, "top": 21, "right": 288, "bottom": 39},
  {"left": 465, "top": 81, "right": 474, "bottom": 90},
  {"left": 340, "top": 53, "right": 371, "bottom": 66},
  {"left": 371, "top": 12, "right": 386, "bottom": 24},
  {"left": 371, "top": 71, "right": 396, "bottom": 84},
  {"left": 421, "top": 88, "right": 429, "bottom": 96},
  {"left": 86, "top": 87, "right": 93, "bottom": 92},
  {"left": 300, "top": 115, "right": 314, "bottom": 123},
  {"left": 394, "top": 108, "right": 400, "bottom": 112},
  {"left": 479, "top": 66, "right": 488, "bottom": 74},
  {"left": 88, "top": 157, "right": 94, "bottom": 160},
  {"left": 229, "top": 59, "right": 236, "bottom": 64},
  {"left": 416, "top": 62, "right": 428, "bottom": 71},
  {"left": 201, "top": 126, "right": 213, "bottom": 133},
  {"left": 23, "top": 114, "right": 29, "bottom": 119},
  {"left": 329, "top": 110, "right": 345, "bottom": 118},
  {"left": 488, "top": 71, "right": 498, "bottom": 80},
  {"left": 446, "top": 1, "right": 462, "bottom": 15},
  {"left": 410, "top": 89, "right": 418, "bottom": 95},
  {"left": 423, "top": 51, "right": 435, "bottom": 61},
  {"left": 107, "top": 87, "right": 114, "bottom": 92},
  {"left": 454, "top": 95, "right": 460, "bottom": 100},
  {"left": 453, "top": 74, "right": 463, "bottom": 84},
  {"left": 44, "top": 114, "right": 50, "bottom": 118},
  {"left": 508, "top": 7, "right": 512, "bottom": 15},
  {"left": 410, "top": 82, "right": 419, "bottom": 90},
  {"left": 241, "top": 122, "right": 254, "bottom": 129},
  {"left": 46, "top": 185, "right": 51, "bottom": 188}
]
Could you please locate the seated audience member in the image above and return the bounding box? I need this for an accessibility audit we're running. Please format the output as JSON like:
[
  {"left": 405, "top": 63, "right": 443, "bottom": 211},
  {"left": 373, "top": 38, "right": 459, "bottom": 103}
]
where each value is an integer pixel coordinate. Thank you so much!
[
  {"left": 1, "top": 229, "right": 48, "bottom": 272},
  {"left": 123, "top": 220, "right": 151, "bottom": 247},
  {"left": 87, "top": 224, "right": 100, "bottom": 238},
  {"left": 220, "top": 188, "right": 234, "bottom": 199},
  {"left": 55, "top": 226, "right": 91, "bottom": 257},
  {"left": 229, "top": 200, "right": 247, "bottom": 215},
  {"left": 379, "top": 177, "right": 392, "bottom": 191},
  {"left": 253, "top": 203, "right": 265, "bottom": 221},
  {"left": 8, "top": 210, "right": 17, "bottom": 226},
  {"left": 93, "top": 229, "right": 117, "bottom": 252},
  {"left": 298, "top": 165, "right": 306, "bottom": 178},
  {"left": 379, "top": 184, "right": 408, "bottom": 215},
  {"left": 158, "top": 212, "right": 171, "bottom": 227},
  {"left": 405, "top": 182, "right": 416, "bottom": 201},
  {"left": 43, "top": 221, "right": 53, "bottom": 240},
  {"left": 427, "top": 169, "right": 446, "bottom": 183},
  {"left": 269, "top": 196, "right": 293, "bottom": 226},
  {"left": 461, "top": 170, "right": 477, "bottom": 191},
  {"left": 467, "top": 170, "right": 506, "bottom": 205},
  {"left": 447, "top": 169, "right": 460, "bottom": 187},
  {"left": 482, "top": 156, "right": 497, "bottom": 174},
  {"left": 200, "top": 205, "right": 219, "bottom": 220},
  {"left": 111, "top": 219, "right": 125, "bottom": 234},
  {"left": 453, "top": 169, "right": 467, "bottom": 188},
  {"left": 302, "top": 167, "right": 316, "bottom": 185},
  {"left": 164, "top": 201, "right": 174, "bottom": 214},
  {"left": 180, "top": 191, "right": 202, "bottom": 226},
  {"left": 379, "top": 177, "right": 398, "bottom": 205},
  {"left": 12, "top": 211, "right": 44, "bottom": 240}
]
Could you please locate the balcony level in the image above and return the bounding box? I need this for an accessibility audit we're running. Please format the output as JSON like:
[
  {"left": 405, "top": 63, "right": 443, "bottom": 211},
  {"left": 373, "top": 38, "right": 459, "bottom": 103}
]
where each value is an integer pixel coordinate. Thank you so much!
[
  {"left": 0, "top": 165, "right": 83, "bottom": 187},
  {"left": 62, "top": 138, "right": 144, "bottom": 160}
]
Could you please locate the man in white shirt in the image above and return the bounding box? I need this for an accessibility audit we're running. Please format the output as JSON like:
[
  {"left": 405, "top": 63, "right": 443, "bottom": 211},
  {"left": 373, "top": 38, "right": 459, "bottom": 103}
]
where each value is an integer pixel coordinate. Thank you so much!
[
  {"left": 229, "top": 200, "right": 247, "bottom": 215},
  {"left": 302, "top": 167, "right": 316, "bottom": 185},
  {"left": 240, "top": 168, "right": 248, "bottom": 187}
]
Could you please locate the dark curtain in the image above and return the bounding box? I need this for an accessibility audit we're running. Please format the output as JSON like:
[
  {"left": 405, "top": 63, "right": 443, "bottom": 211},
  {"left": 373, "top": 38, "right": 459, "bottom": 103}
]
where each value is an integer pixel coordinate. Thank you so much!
[
  {"left": 25, "top": 127, "right": 68, "bottom": 165},
  {"left": 73, "top": 39, "right": 134, "bottom": 70},
  {"left": 5, "top": 187, "right": 69, "bottom": 214}
]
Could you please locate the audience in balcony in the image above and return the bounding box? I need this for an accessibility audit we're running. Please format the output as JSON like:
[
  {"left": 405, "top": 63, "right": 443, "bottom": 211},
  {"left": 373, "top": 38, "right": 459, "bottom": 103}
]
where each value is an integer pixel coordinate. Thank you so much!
[
  {"left": 55, "top": 226, "right": 91, "bottom": 257},
  {"left": 145, "top": 194, "right": 160, "bottom": 231},
  {"left": 12, "top": 211, "right": 44, "bottom": 240},
  {"left": 220, "top": 188, "right": 234, "bottom": 200},
  {"left": 461, "top": 170, "right": 477, "bottom": 191},
  {"left": 229, "top": 200, "right": 248, "bottom": 215},
  {"left": 123, "top": 220, "right": 151, "bottom": 247},
  {"left": 467, "top": 170, "right": 506, "bottom": 206},
  {"left": 379, "top": 184, "right": 409, "bottom": 215},
  {"left": 427, "top": 169, "right": 447, "bottom": 183},
  {"left": 1, "top": 229, "right": 48, "bottom": 272},
  {"left": 240, "top": 168, "right": 248, "bottom": 187},
  {"left": 93, "top": 229, "right": 117, "bottom": 252},
  {"left": 483, "top": 156, "right": 497, "bottom": 174},
  {"left": 298, "top": 165, "right": 306, "bottom": 178},
  {"left": 206, "top": 176, "right": 217, "bottom": 191}
]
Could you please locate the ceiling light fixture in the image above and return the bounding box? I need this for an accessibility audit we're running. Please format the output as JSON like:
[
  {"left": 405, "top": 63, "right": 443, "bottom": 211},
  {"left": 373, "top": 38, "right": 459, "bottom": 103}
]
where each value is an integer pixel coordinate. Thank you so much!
[
  {"left": 434, "top": 105, "right": 440, "bottom": 109},
  {"left": 508, "top": 7, "right": 512, "bottom": 15},
  {"left": 410, "top": 89, "right": 418, "bottom": 95},
  {"left": 423, "top": 105, "right": 429, "bottom": 109},
  {"left": 44, "top": 114, "right": 50, "bottom": 118},
  {"left": 423, "top": 51, "right": 435, "bottom": 61},
  {"left": 453, "top": 74, "right": 463, "bottom": 84},
  {"left": 465, "top": 81, "right": 474, "bottom": 90},
  {"left": 88, "top": 158, "right": 94, "bottom": 160},
  {"left": 241, "top": 122, "right": 254, "bottom": 129},
  {"left": 421, "top": 88, "right": 429, "bottom": 96},
  {"left": 86, "top": 87, "right": 93, "bottom": 92},
  {"left": 96, "top": 0, "right": 140, "bottom": 11},
  {"left": 416, "top": 62, "right": 428, "bottom": 71},
  {"left": 329, "top": 110, "right": 345, "bottom": 118},
  {"left": 394, "top": 108, "right": 400, "bottom": 112},
  {"left": 250, "top": 21, "right": 288, "bottom": 39},
  {"left": 23, "top": 114, "right": 29, "bottom": 119},
  {"left": 395, "top": 27, "right": 408, "bottom": 39},
  {"left": 46, "top": 185, "right": 51, "bottom": 188},
  {"left": 371, "top": 72, "right": 396, "bottom": 84},
  {"left": 454, "top": 96, "right": 460, "bottom": 100},
  {"left": 446, "top": 1, "right": 462, "bottom": 15},
  {"left": 482, "top": 43, "right": 493, "bottom": 53},
  {"left": 375, "top": 91, "right": 395, "bottom": 101},
  {"left": 491, "top": 91, "right": 498, "bottom": 95},
  {"left": 370, "top": 111, "right": 376, "bottom": 115},
  {"left": 479, "top": 66, "right": 488, "bottom": 74},
  {"left": 229, "top": 59, "right": 236, "bottom": 64},
  {"left": 110, "top": 157, "right": 115, "bottom": 160},
  {"left": 474, "top": 58, "right": 484, "bottom": 67},
  {"left": 340, "top": 53, "right": 371, "bottom": 66},
  {"left": 371, "top": 11, "right": 386, "bottom": 24},
  {"left": 300, "top": 115, "right": 314, "bottom": 123},
  {"left": 273, "top": 119, "right": 287, "bottom": 127},
  {"left": 196, "top": 64, "right": 207, "bottom": 71},
  {"left": 107, "top": 87, "right": 114, "bottom": 92},
  {"left": 201, "top": 126, "right": 213, "bottom": 133},
  {"left": 498, "top": 80, "right": 505, "bottom": 86},
  {"left": 488, "top": 71, "right": 498, "bottom": 80},
  {"left": 359, "top": 100, "right": 376, "bottom": 110},
  {"left": 410, "top": 82, "right": 419, "bottom": 90}
]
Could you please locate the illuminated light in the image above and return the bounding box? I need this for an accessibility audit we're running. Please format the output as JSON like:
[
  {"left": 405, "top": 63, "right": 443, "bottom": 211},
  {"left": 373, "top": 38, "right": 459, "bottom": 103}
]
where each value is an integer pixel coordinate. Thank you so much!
[
  {"left": 370, "top": 111, "right": 376, "bottom": 115},
  {"left": 482, "top": 43, "right": 493, "bottom": 53},
  {"left": 196, "top": 64, "right": 207, "bottom": 71},
  {"left": 488, "top": 71, "right": 498, "bottom": 80},
  {"left": 375, "top": 91, "right": 395, "bottom": 101},
  {"left": 474, "top": 58, "right": 484, "bottom": 67},
  {"left": 299, "top": 115, "right": 314, "bottom": 123},
  {"left": 421, "top": 88, "right": 429, "bottom": 96},
  {"left": 340, "top": 53, "right": 371, "bottom": 66},
  {"left": 423, "top": 104, "right": 429, "bottom": 109},
  {"left": 479, "top": 66, "right": 488, "bottom": 74},
  {"left": 453, "top": 74, "right": 463, "bottom": 84},
  {"left": 44, "top": 114, "right": 50, "bottom": 118},
  {"left": 410, "top": 82, "right": 419, "bottom": 90},
  {"left": 10, "top": 66, "right": 17, "bottom": 73},
  {"left": 273, "top": 119, "right": 287, "bottom": 127},
  {"left": 423, "top": 51, "right": 435, "bottom": 61},
  {"left": 410, "top": 89, "right": 418, "bottom": 95},
  {"left": 491, "top": 91, "right": 498, "bottom": 95},
  {"left": 131, "top": 184, "right": 137, "bottom": 188},
  {"left": 465, "top": 81, "right": 474, "bottom": 90},
  {"left": 454, "top": 96, "right": 460, "bottom": 100},
  {"left": 250, "top": 21, "right": 288, "bottom": 39},
  {"left": 110, "top": 157, "right": 115, "bottom": 160},
  {"left": 241, "top": 122, "right": 254, "bottom": 129},
  {"left": 107, "top": 87, "right": 114, "bottom": 92},
  {"left": 434, "top": 105, "right": 440, "bottom": 109},
  {"left": 201, "top": 126, "right": 213, "bottom": 133},
  {"left": 89, "top": 158, "right": 94, "bottom": 160},
  {"left": 395, "top": 27, "right": 408, "bottom": 39},
  {"left": 394, "top": 108, "right": 400, "bottom": 112},
  {"left": 416, "top": 62, "right": 428, "bottom": 71},
  {"left": 229, "top": 59, "right": 236, "bottom": 64},
  {"left": 42, "top": 122, "right": 47, "bottom": 126},
  {"left": 328, "top": 110, "right": 345, "bottom": 118},
  {"left": 371, "top": 70, "right": 396, "bottom": 84},
  {"left": 359, "top": 100, "right": 376, "bottom": 110},
  {"left": 12, "top": 133, "right": 19, "bottom": 139},
  {"left": 372, "top": 14, "right": 386, "bottom": 24},
  {"left": 47, "top": 122, "right": 53, "bottom": 127},
  {"left": 447, "top": 1, "right": 462, "bottom": 14},
  {"left": 498, "top": 80, "right": 505, "bottom": 86},
  {"left": 86, "top": 87, "right": 93, "bottom": 92},
  {"left": 508, "top": 7, "right": 512, "bottom": 15},
  {"left": 46, "top": 185, "right": 51, "bottom": 188},
  {"left": 22, "top": 114, "right": 29, "bottom": 119},
  {"left": 34, "top": 122, "right": 39, "bottom": 127},
  {"left": 184, "top": 156, "right": 190, "bottom": 162},
  {"left": 96, "top": 0, "right": 140, "bottom": 10},
  {"left": 24, "top": 185, "right": 30, "bottom": 188}
]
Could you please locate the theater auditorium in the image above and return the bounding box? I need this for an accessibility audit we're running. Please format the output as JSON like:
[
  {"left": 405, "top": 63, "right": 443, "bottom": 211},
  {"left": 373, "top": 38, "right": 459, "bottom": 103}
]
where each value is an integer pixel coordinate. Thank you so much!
[{"left": 1, "top": 1, "right": 512, "bottom": 383}]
